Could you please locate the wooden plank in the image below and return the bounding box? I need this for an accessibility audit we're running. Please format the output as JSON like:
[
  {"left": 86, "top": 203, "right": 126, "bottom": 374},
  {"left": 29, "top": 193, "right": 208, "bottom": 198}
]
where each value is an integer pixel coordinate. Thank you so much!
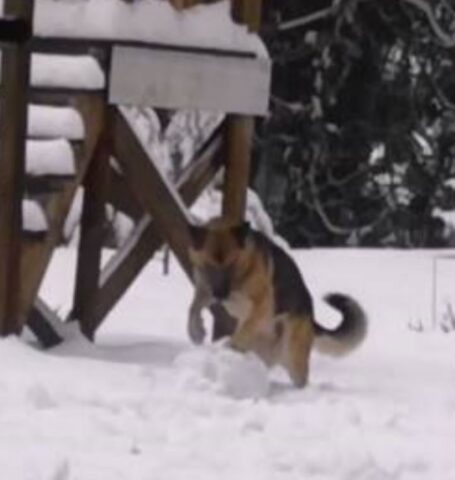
[
  {"left": 19, "top": 95, "right": 105, "bottom": 328},
  {"left": 109, "top": 46, "right": 270, "bottom": 115},
  {"left": 112, "top": 108, "right": 193, "bottom": 273},
  {"left": 231, "top": 0, "right": 263, "bottom": 32},
  {"left": 84, "top": 123, "right": 224, "bottom": 335},
  {"left": 107, "top": 168, "right": 142, "bottom": 220},
  {"left": 222, "top": 116, "right": 254, "bottom": 222},
  {"left": 0, "top": 17, "right": 32, "bottom": 44},
  {"left": 71, "top": 108, "right": 111, "bottom": 339},
  {"left": 28, "top": 297, "right": 63, "bottom": 348},
  {"left": 223, "top": 0, "right": 263, "bottom": 223},
  {"left": 0, "top": 0, "right": 33, "bottom": 335},
  {"left": 31, "top": 36, "right": 256, "bottom": 60}
]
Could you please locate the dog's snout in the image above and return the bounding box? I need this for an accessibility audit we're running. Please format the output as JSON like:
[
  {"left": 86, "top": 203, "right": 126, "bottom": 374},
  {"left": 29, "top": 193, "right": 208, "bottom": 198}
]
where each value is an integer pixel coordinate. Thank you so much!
[{"left": 206, "top": 266, "right": 230, "bottom": 300}]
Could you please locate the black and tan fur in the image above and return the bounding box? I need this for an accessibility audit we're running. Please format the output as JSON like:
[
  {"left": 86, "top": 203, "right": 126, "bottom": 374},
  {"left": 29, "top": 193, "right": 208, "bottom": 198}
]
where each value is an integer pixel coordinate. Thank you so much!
[{"left": 187, "top": 219, "right": 367, "bottom": 387}]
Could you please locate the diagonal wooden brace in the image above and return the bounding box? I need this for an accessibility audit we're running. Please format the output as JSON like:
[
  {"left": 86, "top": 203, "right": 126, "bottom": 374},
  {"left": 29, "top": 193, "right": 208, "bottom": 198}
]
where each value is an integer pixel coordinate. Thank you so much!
[{"left": 78, "top": 111, "right": 224, "bottom": 336}]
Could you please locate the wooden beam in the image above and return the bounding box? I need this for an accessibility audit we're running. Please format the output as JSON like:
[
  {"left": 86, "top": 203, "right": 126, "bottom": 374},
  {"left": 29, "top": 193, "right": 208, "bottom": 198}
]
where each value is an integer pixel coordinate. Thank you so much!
[
  {"left": 28, "top": 298, "right": 63, "bottom": 348},
  {"left": 107, "top": 167, "right": 142, "bottom": 220},
  {"left": 112, "top": 108, "right": 193, "bottom": 273},
  {"left": 0, "top": 17, "right": 32, "bottom": 44},
  {"left": 111, "top": 114, "right": 236, "bottom": 342},
  {"left": 222, "top": 116, "right": 254, "bottom": 221},
  {"left": 83, "top": 123, "right": 224, "bottom": 335},
  {"left": 223, "top": 0, "right": 263, "bottom": 223},
  {"left": 71, "top": 108, "right": 112, "bottom": 339},
  {"left": 19, "top": 95, "right": 105, "bottom": 328},
  {"left": 30, "top": 35, "right": 255, "bottom": 60},
  {"left": 231, "top": 0, "right": 263, "bottom": 32},
  {"left": 0, "top": 0, "right": 33, "bottom": 335},
  {"left": 109, "top": 46, "right": 270, "bottom": 115}
]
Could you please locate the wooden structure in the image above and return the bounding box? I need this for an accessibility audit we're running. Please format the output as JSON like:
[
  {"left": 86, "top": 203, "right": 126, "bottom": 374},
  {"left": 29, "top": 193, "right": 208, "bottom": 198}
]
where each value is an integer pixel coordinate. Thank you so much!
[{"left": 0, "top": 0, "right": 268, "bottom": 345}]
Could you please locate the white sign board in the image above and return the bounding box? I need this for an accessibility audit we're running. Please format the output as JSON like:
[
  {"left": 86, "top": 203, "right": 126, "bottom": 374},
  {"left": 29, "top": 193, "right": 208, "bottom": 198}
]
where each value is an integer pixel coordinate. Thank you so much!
[{"left": 109, "top": 46, "right": 271, "bottom": 116}]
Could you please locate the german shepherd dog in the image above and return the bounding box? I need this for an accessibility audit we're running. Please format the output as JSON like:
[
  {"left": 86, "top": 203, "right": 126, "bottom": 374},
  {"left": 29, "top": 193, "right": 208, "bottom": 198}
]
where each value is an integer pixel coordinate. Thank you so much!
[{"left": 187, "top": 218, "right": 367, "bottom": 387}]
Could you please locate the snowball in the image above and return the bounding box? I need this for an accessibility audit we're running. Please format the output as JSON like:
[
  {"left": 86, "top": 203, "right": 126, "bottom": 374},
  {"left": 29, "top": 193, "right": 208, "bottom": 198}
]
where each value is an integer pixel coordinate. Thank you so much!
[{"left": 174, "top": 346, "right": 270, "bottom": 400}]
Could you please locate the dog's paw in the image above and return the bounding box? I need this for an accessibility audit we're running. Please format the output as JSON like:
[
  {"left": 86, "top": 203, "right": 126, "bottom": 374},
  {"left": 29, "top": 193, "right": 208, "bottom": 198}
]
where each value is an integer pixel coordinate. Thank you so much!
[
  {"left": 228, "top": 335, "right": 248, "bottom": 353},
  {"left": 188, "top": 316, "right": 206, "bottom": 345}
]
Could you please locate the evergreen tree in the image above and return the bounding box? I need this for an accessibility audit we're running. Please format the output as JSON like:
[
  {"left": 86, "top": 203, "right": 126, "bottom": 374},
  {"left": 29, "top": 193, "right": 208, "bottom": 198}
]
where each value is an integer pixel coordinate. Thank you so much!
[{"left": 255, "top": 0, "right": 455, "bottom": 247}]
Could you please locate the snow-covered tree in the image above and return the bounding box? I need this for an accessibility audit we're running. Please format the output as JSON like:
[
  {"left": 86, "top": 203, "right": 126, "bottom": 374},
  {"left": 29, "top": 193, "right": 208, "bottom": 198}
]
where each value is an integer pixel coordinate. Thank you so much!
[{"left": 256, "top": 0, "right": 455, "bottom": 247}]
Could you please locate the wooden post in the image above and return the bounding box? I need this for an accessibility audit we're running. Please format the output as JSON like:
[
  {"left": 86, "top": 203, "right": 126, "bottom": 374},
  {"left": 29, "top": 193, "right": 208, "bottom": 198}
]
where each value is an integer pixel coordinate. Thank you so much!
[
  {"left": 216, "top": 0, "right": 263, "bottom": 339},
  {"left": 222, "top": 117, "right": 254, "bottom": 221},
  {"left": 0, "top": 0, "right": 33, "bottom": 335},
  {"left": 222, "top": 0, "right": 263, "bottom": 223},
  {"left": 71, "top": 107, "right": 111, "bottom": 340},
  {"left": 231, "top": 0, "right": 262, "bottom": 32}
]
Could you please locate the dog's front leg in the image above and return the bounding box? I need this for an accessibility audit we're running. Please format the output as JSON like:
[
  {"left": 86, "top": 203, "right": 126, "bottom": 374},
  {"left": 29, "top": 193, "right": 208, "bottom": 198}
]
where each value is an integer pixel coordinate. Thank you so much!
[
  {"left": 229, "top": 297, "right": 276, "bottom": 364},
  {"left": 188, "top": 286, "right": 212, "bottom": 344}
]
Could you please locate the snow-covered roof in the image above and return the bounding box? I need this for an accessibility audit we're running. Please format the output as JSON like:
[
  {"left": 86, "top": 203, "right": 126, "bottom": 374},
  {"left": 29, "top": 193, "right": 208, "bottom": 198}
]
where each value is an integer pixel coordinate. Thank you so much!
[{"left": 31, "top": 0, "right": 267, "bottom": 58}]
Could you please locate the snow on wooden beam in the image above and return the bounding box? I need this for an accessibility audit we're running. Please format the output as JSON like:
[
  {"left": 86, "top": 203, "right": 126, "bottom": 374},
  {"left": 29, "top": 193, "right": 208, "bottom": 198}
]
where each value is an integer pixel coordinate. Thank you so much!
[
  {"left": 22, "top": 199, "right": 48, "bottom": 234},
  {"left": 0, "top": 53, "right": 106, "bottom": 91},
  {"left": 0, "top": 104, "right": 85, "bottom": 139},
  {"left": 34, "top": 0, "right": 266, "bottom": 58},
  {"left": 109, "top": 45, "right": 270, "bottom": 115},
  {"left": 25, "top": 139, "right": 76, "bottom": 177},
  {"left": 28, "top": 105, "right": 85, "bottom": 140},
  {"left": 31, "top": 54, "right": 105, "bottom": 90}
]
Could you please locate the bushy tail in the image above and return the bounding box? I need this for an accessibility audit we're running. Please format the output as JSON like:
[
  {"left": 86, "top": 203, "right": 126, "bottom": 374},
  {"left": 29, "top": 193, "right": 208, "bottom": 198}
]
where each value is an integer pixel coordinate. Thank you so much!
[{"left": 313, "top": 293, "right": 367, "bottom": 356}]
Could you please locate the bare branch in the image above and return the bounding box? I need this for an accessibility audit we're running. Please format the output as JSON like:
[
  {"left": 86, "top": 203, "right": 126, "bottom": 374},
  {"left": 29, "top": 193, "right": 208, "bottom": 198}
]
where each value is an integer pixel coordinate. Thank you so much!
[
  {"left": 402, "top": 0, "right": 455, "bottom": 47},
  {"left": 278, "top": 7, "right": 334, "bottom": 32}
]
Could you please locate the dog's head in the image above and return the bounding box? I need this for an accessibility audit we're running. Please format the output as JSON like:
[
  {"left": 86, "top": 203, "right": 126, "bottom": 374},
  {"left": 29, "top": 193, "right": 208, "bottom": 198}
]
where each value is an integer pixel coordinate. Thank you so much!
[{"left": 188, "top": 219, "right": 251, "bottom": 300}]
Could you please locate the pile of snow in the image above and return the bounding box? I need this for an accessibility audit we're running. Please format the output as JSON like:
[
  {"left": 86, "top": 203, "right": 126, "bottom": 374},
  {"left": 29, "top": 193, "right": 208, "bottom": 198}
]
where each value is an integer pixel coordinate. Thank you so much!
[
  {"left": 174, "top": 346, "right": 270, "bottom": 399},
  {"left": 22, "top": 246, "right": 455, "bottom": 479},
  {"left": 14, "top": 245, "right": 452, "bottom": 480}
]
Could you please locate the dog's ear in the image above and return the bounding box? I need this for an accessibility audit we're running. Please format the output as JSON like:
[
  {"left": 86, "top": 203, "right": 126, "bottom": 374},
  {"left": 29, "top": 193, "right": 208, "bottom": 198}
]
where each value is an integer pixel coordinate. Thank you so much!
[
  {"left": 188, "top": 224, "right": 207, "bottom": 249},
  {"left": 231, "top": 221, "right": 250, "bottom": 247}
]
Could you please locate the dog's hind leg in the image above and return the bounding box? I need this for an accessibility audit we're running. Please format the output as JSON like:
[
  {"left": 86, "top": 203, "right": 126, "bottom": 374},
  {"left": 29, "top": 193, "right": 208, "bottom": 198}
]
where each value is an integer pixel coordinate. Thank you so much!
[{"left": 279, "top": 315, "right": 315, "bottom": 388}]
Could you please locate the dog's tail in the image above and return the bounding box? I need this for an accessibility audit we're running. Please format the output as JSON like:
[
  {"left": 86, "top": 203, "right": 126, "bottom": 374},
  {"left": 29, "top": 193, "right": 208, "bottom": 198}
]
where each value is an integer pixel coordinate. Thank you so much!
[{"left": 313, "top": 293, "right": 367, "bottom": 356}]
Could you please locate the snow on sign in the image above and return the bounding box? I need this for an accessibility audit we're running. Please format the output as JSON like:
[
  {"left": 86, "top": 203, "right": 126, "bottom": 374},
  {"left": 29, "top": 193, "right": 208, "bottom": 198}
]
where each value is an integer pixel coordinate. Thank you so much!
[{"left": 109, "top": 45, "right": 271, "bottom": 115}]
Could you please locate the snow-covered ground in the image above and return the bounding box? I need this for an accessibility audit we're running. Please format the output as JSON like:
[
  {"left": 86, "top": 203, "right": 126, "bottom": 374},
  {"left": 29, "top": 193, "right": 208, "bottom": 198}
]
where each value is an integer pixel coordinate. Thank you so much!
[{"left": 1, "top": 247, "right": 454, "bottom": 480}]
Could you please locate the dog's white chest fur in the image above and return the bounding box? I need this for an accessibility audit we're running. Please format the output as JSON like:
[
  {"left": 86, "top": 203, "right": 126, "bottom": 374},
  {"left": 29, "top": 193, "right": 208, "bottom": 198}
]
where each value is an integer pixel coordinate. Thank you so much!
[{"left": 222, "top": 292, "right": 252, "bottom": 322}]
